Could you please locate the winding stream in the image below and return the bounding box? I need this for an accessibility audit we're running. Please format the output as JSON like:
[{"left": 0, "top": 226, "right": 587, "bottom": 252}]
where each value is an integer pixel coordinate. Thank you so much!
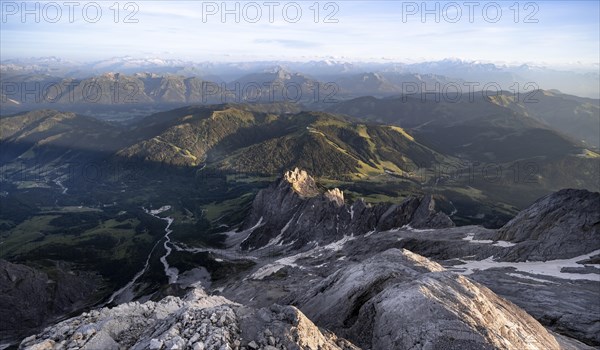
[
  {"left": 105, "top": 205, "right": 178, "bottom": 304},
  {"left": 53, "top": 178, "right": 68, "bottom": 194},
  {"left": 146, "top": 206, "right": 179, "bottom": 283},
  {"left": 156, "top": 217, "right": 179, "bottom": 284},
  {"left": 104, "top": 238, "right": 162, "bottom": 305},
  {"left": 105, "top": 205, "right": 262, "bottom": 305}
]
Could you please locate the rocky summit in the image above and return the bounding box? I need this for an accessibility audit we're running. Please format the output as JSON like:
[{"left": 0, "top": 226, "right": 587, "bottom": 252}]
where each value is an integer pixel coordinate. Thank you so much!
[
  {"left": 19, "top": 286, "right": 358, "bottom": 350},
  {"left": 240, "top": 168, "right": 454, "bottom": 251},
  {"left": 293, "top": 248, "right": 561, "bottom": 350}
]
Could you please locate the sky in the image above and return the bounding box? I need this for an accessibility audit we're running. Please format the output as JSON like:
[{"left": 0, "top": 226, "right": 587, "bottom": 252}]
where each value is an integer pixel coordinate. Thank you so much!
[{"left": 1, "top": 1, "right": 599, "bottom": 68}]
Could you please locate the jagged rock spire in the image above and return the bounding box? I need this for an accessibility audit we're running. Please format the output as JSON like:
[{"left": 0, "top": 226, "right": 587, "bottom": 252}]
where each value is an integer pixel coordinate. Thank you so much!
[
  {"left": 240, "top": 169, "right": 453, "bottom": 251},
  {"left": 283, "top": 168, "right": 320, "bottom": 198},
  {"left": 324, "top": 188, "right": 345, "bottom": 207}
]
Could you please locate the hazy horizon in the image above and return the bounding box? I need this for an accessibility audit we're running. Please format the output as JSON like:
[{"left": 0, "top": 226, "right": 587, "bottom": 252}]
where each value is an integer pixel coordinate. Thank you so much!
[
  {"left": 2, "top": 55, "right": 599, "bottom": 71},
  {"left": 2, "top": 1, "right": 599, "bottom": 69}
]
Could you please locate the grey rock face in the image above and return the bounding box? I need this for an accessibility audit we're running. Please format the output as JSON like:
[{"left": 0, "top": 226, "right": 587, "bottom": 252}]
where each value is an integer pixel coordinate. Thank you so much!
[
  {"left": 410, "top": 194, "right": 456, "bottom": 229},
  {"left": 224, "top": 222, "right": 597, "bottom": 348},
  {"left": 19, "top": 248, "right": 566, "bottom": 350},
  {"left": 19, "top": 286, "right": 358, "bottom": 350},
  {"left": 468, "top": 269, "right": 600, "bottom": 347},
  {"left": 240, "top": 168, "right": 453, "bottom": 250},
  {"left": 0, "top": 260, "right": 101, "bottom": 343},
  {"left": 293, "top": 248, "right": 561, "bottom": 350},
  {"left": 493, "top": 189, "right": 600, "bottom": 261},
  {"left": 337, "top": 224, "right": 600, "bottom": 347}
]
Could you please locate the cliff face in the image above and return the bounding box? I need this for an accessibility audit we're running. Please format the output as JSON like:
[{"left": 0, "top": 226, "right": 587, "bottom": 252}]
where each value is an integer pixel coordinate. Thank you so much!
[
  {"left": 240, "top": 168, "right": 454, "bottom": 250},
  {"left": 493, "top": 189, "right": 600, "bottom": 261},
  {"left": 0, "top": 260, "right": 101, "bottom": 344}
]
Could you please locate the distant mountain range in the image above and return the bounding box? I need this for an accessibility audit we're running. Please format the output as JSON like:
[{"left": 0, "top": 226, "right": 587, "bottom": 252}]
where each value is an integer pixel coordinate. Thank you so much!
[
  {"left": 327, "top": 91, "right": 600, "bottom": 150},
  {"left": 0, "top": 105, "right": 452, "bottom": 178},
  {"left": 2, "top": 57, "right": 598, "bottom": 99}
]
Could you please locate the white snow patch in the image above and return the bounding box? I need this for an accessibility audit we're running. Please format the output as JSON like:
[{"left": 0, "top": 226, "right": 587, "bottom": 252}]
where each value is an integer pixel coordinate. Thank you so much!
[
  {"left": 265, "top": 233, "right": 284, "bottom": 247},
  {"left": 239, "top": 216, "right": 265, "bottom": 246},
  {"left": 507, "top": 273, "right": 559, "bottom": 285},
  {"left": 250, "top": 235, "right": 356, "bottom": 280},
  {"left": 493, "top": 240, "right": 517, "bottom": 247},
  {"left": 322, "top": 234, "right": 356, "bottom": 252},
  {"left": 463, "top": 233, "right": 493, "bottom": 244},
  {"left": 451, "top": 249, "right": 600, "bottom": 282},
  {"left": 364, "top": 230, "right": 376, "bottom": 237},
  {"left": 150, "top": 205, "right": 171, "bottom": 215},
  {"left": 249, "top": 264, "right": 286, "bottom": 280},
  {"left": 264, "top": 218, "right": 294, "bottom": 247},
  {"left": 401, "top": 224, "right": 434, "bottom": 233}
]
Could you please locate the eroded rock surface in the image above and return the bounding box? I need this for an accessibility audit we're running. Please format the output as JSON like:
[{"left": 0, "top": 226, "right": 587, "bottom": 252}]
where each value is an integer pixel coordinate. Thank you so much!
[
  {"left": 294, "top": 249, "right": 561, "bottom": 350},
  {"left": 0, "top": 260, "right": 101, "bottom": 344},
  {"left": 240, "top": 168, "right": 453, "bottom": 250},
  {"left": 19, "top": 286, "right": 358, "bottom": 350},
  {"left": 492, "top": 189, "right": 600, "bottom": 262}
]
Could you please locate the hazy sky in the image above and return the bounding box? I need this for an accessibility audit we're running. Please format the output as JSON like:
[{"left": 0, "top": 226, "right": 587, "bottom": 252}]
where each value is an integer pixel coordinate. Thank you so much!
[{"left": 1, "top": 1, "right": 599, "bottom": 67}]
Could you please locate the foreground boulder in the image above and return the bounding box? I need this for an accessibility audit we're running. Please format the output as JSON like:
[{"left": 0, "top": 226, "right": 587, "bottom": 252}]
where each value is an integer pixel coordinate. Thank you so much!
[
  {"left": 19, "top": 287, "right": 359, "bottom": 350},
  {"left": 293, "top": 249, "right": 562, "bottom": 350}
]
